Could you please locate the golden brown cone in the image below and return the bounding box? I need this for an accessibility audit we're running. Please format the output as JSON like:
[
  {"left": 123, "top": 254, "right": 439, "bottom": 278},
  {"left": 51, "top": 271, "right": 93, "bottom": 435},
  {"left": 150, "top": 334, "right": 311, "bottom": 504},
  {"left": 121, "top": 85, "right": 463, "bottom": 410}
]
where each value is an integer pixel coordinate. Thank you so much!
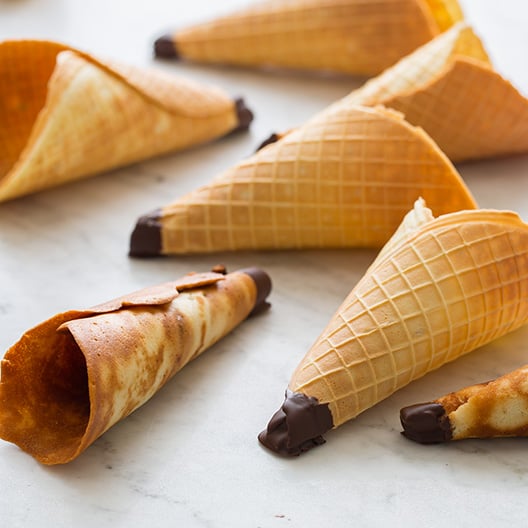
[
  {"left": 333, "top": 22, "right": 528, "bottom": 162},
  {"left": 258, "top": 199, "right": 528, "bottom": 455},
  {"left": 159, "top": 0, "right": 463, "bottom": 76},
  {"left": 0, "top": 268, "right": 271, "bottom": 464},
  {"left": 0, "top": 40, "right": 249, "bottom": 203},
  {"left": 130, "top": 105, "right": 476, "bottom": 256},
  {"left": 290, "top": 200, "right": 528, "bottom": 429}
]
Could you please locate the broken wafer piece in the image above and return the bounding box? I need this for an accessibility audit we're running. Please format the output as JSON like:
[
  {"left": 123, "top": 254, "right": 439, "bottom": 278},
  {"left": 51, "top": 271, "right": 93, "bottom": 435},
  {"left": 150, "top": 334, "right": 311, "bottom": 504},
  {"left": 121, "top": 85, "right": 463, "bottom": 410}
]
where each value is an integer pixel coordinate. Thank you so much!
[
  {"left": 154, "top": 0, "right": 463, "bottom": 76},
  {"left": 0, "top": 39, "right": 253, "bottom": 203},
  {"left": 401, "top": 365, "right": 528, "bottom": 443},
  {"left": 330, "top": 22, "right": 528, "bottom": 162},
  {"left": 129, "top": 104, "right": 476, "bottom": 256},
  {"left": 0, "top": 267, "right": 271, "bottom": 464},
  {"left": 258, "top": 199, "right": 528, "bottom": 455}
]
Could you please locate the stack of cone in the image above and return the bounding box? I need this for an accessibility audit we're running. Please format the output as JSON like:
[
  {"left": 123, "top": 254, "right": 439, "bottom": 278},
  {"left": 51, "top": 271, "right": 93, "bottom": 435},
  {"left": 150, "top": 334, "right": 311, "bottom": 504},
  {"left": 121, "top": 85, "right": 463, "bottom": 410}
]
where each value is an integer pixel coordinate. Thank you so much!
[
  {"left": 155, "top": 0, "right": 464, "bottom": 76},
  {"left": 0, "top": 40, "right": 252, "bottom": 202},
  {"left": 258, "top": 199, "right": 528, "bottom": 455}
]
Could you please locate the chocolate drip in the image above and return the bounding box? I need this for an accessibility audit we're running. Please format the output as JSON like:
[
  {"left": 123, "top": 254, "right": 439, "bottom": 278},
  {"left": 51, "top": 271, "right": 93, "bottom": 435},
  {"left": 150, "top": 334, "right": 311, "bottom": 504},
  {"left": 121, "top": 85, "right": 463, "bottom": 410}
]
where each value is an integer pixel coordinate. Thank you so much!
[
  {"left": 154, "top": 35, "right": 179, "bottom": 59},
  {"left": 239, "top": 267, "right": 272, "bottom": 317},
  {"left": 129, "top": 209, "right": 162, "bottom": 257},
  {"left": 256, "top": 132, "right": 280, "bottom": 152},
  {"left": 400, "top": 402, "right": 453, "bottom": 444},
  {"left": 232, "top": 98, "right": 254, "bottom": 132},
  {"left": 258, "top": 390, "right": 333, "bottom": 456}
]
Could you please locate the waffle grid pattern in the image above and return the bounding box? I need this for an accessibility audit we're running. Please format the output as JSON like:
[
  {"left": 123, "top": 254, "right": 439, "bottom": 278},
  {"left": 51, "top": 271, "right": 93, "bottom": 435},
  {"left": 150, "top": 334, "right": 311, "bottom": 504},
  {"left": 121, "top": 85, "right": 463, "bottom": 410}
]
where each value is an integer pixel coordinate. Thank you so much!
[
  {"left": 163, "top": 105, "right": 475, "bottom": 253},
  {"left": 291, "top": 215, "right": 528, "bottom": 426},
  {"left": 343, "top": 23, "right": 528, "bottom": 162},
  {"left": 174, "top": 0, "right": 446, "bottom": 75}
]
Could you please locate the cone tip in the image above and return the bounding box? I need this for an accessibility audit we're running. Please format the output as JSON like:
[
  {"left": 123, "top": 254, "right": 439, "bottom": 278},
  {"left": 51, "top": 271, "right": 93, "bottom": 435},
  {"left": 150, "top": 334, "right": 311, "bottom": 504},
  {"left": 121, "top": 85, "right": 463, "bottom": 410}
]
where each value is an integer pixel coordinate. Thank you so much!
[
  {"left": 258, "top": 390, "right": 333, "bottom": 456},
  {"left": 400, "top": 402, "right": 452, "bottom": 444},
  {"left": 233, "top": 97, "right": 254, "bottom": 132},
  {"left": 154, "top": 34, "right": 179, "bottom": 59},
  {"left": 255, "top": 132, "right": 280, "bottom": 152},
  {"left": 129, "top": 209, "right": 163, "bottom": 257},
  {"left": 239, "top": 267, "right": 272, "bottom": 316}
]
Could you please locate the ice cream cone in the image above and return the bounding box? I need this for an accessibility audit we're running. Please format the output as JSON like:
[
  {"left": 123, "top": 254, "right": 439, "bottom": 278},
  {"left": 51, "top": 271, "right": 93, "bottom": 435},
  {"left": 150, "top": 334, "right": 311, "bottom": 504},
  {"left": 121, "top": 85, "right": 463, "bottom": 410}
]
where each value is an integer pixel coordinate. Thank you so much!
[
  {"left": 258, "top": 199, "right": 528, "bottom": 455},
  {"left": 401, "top": 364, "right": 528, "bottom": 443},
  {"left": 154, "top": 0, "right": 463, "bottom": 76},
  {"left": 0, "top": 39, "right": 252, "bottom": 203},
  {"left": 330, "top": 22, "right": 528, "bottom": 162},
  {"left": 0, "top": 267, "right": 272, "bottom": 464},
  {"left": 129, "top": 104, "right": 476, "bottom": 256}
]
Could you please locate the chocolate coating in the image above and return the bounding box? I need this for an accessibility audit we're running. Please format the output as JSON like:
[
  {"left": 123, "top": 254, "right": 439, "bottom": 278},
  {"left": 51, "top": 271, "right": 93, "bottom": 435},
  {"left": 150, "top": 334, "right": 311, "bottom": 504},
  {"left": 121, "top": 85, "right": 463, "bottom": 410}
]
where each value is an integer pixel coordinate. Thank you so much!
[
  {"left": 129, "top": 209, "right": 162, "bottom": 257},
  {"left": 256, "top": 132, "right": 281, "bottom": 152},
  {"left": 239, "top": 267, "right": 272, "bottom": 317},
  {"left": 154, "top": 35, "right": 179, "bottom": 59},
  {"left": 258, "top": 390, "right": 333, "bottom": 456},
  {"left": 400, "top": 402, "right": 453, "bottom": 444},
  {"left": 232, "top": 98, "right": 254, "bottom": 132}
]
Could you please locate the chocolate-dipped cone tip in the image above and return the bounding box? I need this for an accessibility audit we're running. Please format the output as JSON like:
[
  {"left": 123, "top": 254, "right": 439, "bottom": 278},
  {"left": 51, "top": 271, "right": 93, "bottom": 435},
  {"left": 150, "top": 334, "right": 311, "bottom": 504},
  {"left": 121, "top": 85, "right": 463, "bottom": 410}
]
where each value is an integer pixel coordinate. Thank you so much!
[
  {"left": 129, "top": 209, "right": 162, "bottom": 257},
  {"left": 154, "top": 34, "right": 179, "bottom": 59},
  {"left": 400, "top": 402, "right": 452, "bottom": 444},
  {"left": 233, "top": 97, "right": 254, "bottom": 131},
  {"left": 239, "top": 267, "right": 272, "bottom": 316},
  {"left": 258, "top": 390, "right": 333, "bottom": 456}
]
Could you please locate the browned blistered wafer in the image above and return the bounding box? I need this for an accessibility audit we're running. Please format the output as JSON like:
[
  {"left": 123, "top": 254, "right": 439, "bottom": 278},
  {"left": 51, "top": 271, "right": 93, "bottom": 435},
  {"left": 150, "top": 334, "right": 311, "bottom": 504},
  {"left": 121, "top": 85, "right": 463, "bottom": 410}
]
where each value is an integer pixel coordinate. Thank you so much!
[
  {"left": 401, "top": 365, "right": 528, "bottom": 443},
  {"left": 0, "top": 267, "right": 271, "bottom": 464}
]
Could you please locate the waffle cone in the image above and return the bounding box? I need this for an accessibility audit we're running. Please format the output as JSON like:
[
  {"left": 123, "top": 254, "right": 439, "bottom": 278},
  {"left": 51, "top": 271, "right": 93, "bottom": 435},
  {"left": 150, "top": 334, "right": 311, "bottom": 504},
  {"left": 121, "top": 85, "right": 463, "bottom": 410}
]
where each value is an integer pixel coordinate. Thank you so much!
[
  {"left": 130, "top": 105, "right": 476, "bottom": 256},
  {"left": 336, "top": 22, "right": 528, "bottom": 162},
  {"left": 0, "top": 40, "right": 249, "bottom": 203},
  {"left": 259, "top": 199, "right": 528, "bottom": 455},
  {"left": 0, "top": 267, "right": 271, "bottom": 464},
  {"left": 401, "top": 365, "right": 528, "bottom": 442},
  {"left": 157, "top": 0, "right": 463, "bottom": 76}
]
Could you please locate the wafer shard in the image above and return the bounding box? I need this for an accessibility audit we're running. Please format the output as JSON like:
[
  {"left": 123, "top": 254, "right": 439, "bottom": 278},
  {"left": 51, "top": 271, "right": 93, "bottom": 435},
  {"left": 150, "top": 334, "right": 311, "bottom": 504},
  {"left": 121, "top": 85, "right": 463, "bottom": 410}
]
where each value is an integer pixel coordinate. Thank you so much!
[
  {"left": 0, "top": 267, "right": 271, "bottom": 464},
  {"left": 0, "top": 40, "right": 252, "bottom": 203},
  {"left": 154, "top": 0, "right": 463, "bottom": 76},
  {"left": 129, "top": 104, "right": 476, "bottom": 256},
  {"left": 259, "top": 199, "right": 528, "bottom": 455},
  {"left": 330, "top": 22, "right": 528, "bottom": 162},
  {"left": 401, "top": 364, "right": 528, "bottom": 443}
]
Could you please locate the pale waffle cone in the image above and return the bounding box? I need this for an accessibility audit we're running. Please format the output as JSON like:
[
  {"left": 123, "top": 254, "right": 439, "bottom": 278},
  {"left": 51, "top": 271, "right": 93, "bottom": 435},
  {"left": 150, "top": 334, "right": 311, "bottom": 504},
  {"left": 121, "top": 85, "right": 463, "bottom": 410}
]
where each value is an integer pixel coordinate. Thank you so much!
[
  {"left": 289, "top": 199, "right": 528, "bottom": 431},
  {"left": 162, "top": 0, "right": 463, "bottom": 76},
  {"left": 0, "top": 40, "right": 245, "bottom": 203},
  {"left": 133, "top": 105, "right": 476, "bottom": 255},
  {"left": 333, "top": 22, "right": 528, "bottom": 162}
]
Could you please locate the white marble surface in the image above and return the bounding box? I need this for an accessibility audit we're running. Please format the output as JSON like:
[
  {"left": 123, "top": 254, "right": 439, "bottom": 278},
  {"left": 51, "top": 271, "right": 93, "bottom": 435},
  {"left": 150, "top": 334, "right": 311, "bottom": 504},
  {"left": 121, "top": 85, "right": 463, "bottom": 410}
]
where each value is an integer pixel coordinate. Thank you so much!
[{"left": 1, "top": 1, "right": 528, "bottom": 526}]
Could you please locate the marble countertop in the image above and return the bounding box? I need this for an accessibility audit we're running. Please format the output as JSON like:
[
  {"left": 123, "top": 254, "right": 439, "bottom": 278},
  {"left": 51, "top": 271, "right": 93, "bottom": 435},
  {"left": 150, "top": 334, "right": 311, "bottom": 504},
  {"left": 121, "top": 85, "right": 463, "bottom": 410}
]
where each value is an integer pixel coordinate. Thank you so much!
[{"left": 1, "top": 1, "right": 528, "bottom": 526}]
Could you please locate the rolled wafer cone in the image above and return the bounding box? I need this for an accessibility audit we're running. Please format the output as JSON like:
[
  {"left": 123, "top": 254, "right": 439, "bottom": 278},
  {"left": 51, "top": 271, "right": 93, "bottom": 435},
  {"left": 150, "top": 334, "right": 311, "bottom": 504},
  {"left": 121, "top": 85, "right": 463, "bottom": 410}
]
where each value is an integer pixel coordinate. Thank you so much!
[
  {"left": 129, "top": 104, "right": 476, "bottom": 256},
  {"left": 330, "top": 22, "right": 528, "bottom": 162},
  {"left": 258, "top": 199, "right": 528, "bottom": 456},
  {"left": 0, "top": 40, "right": 252, "bottom": 203},
  {"left": 0, "top": 267, "right": 271, "bottom": 464},
  {"left": 401, "top": 365, "right": 528, "bottom": 443},
  {"left": 154, "top": 0, "right": 463, "bottom": 76}
]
